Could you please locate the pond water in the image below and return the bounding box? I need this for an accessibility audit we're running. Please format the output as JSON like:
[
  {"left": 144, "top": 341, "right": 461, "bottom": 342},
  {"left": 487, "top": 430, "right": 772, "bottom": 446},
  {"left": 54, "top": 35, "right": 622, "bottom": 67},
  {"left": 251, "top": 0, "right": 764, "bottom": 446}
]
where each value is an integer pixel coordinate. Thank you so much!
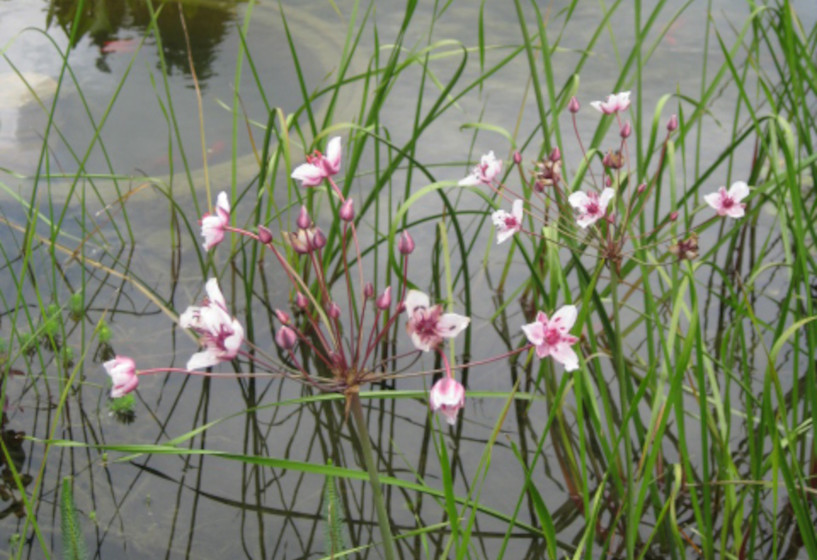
[{"left": 1, "top": 0, "right": 816, "bottom": 559}]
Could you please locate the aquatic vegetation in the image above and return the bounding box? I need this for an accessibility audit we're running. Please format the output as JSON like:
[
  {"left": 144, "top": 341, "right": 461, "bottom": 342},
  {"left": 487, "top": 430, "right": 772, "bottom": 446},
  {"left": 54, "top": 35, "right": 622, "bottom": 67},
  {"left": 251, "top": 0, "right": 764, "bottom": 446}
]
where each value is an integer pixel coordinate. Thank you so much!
[{"left": 0, "top": 0, "right": 816, "bottom": 559}]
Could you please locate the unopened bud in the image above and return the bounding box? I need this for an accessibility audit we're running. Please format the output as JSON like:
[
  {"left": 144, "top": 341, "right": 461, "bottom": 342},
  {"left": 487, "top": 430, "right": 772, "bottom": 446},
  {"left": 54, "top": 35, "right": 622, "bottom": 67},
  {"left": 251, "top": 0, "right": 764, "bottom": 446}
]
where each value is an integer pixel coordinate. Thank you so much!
[
  {"left": 533, "top": 179, "right": 546, "bottom": 193},
  {"left": 327, "top": 301, "right": 341, "bottom": 319},
  {"left": 339, "top": 198, "right": 355, "bottom": 222},
  {"left": 275, "top": 309, "right": 291, "bottom": 324},
  {"left": 513, "top": 151, "right": 522, "bottom": 165},
  {"left": 670, "top": 211, "right": 679, "bottom": 221},
  {"left": 398, "top": 230, "right": 415, "bottom": 255},
  {"left": 295, "top": 292, "right": 309, "bottom": 309},
  {"left": 275, "top": 325, "right": 297, "bottom": 350},
  {"left": 257, "top": 225, "right": 273, "bottom": 244},
  {"left": 667, "top": 114, "right": 679, "bottom": 132},
  {"left": 287, "top": 230, "right": 311, "bottom": 254},
  {"left": 364, "top": 282, "right": 374, "bottom": 299},
  {"left": 549, "top": 147, "right": 561, "bottom": 162},
  {"left": 606, "top": 213, "right": 616, "bottom": 224},
  {"left": 637, "top": 183, "right": 647, "bottom": 194},
  {"left": 297, "top": 205, "right": 311, "bottom": 230},
  {"left": 568, "top": 96, "right": 580, "bottom": 113},
  {"left": 620, "top": 121, "right": 632, "bottom": 138},
  {"left": 311, "top": 228, "right": 327, "bottom": 250},
  {"left": 376, "top": 286, "right": 392, "bottom": 310},
  {"left": 604, "top": 175, "right": 612, "bottom": 187}
]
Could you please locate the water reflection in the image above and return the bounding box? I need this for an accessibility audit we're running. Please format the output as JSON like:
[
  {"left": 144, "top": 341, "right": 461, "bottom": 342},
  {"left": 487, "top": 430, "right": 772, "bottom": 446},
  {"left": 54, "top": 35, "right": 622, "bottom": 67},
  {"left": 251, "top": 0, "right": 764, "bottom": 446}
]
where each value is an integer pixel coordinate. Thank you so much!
[{"left": 46, "top": 0, "right": 239, "bottom": 82}]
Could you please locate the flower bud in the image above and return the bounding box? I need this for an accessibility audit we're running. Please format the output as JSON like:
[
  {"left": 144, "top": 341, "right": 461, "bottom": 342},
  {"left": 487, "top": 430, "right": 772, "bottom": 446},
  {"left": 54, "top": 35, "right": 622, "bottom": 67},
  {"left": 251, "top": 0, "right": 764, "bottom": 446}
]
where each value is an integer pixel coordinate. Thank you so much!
[
  {"left": 376, "top": 286, "right": 392, "bottom": 310},
  {"left": 533, "top": 179, "right": 546, "bottom": 193},
  {"left": 670, "top": 211, "right": 679, "bottom": 221},
  {"left": 296, "top": 205, "right": 311, "bottom": 230},
  {"left": 287, "top": 230, "right": 311, "bottom": 254},
  {"left": 513, "top": 151, "right": 522, "bottom": 165},
  {"left": 364, "top": 282, "right": 374, "bottom": 299},
  {"left": 549, "top": 147, "right": 561, "bottom": 163},
  {"left": 275, "top": 309, "right": 291, "bottom": 324},
  {"left": 667, "top": 114, "right": 679, "bottom": 132},
  {"left": 637, "top": 183, "right": 647, "bottom": 194},
  {"left": 275, "top": 325, "right": 297, "bottom": 350},
  {"left": 604, "top": 175, "right": 612, "bottom": 187},
  {"left": 397, "top": 230, "right": 415, "bottom": 255},
  {"left": 327, "top": 301, "right": 341, "bottom": 319},
  {"left": 257, "top": 225, "right": 273, "bottom": 244},
  {"left": 295, "top": 292, "right": 309, "bottom": 309},
  {"left": 568, "top": 96, "right": 580, "bottom": 113},
  {"left": 620, "top": 121, "right": 632, "bottom": 138},
  {"left": 311, "top": 228, "right": 327, "bottom": 250},
  {"left": 339, "top": 198, "right": 355, "bottom": 222}
]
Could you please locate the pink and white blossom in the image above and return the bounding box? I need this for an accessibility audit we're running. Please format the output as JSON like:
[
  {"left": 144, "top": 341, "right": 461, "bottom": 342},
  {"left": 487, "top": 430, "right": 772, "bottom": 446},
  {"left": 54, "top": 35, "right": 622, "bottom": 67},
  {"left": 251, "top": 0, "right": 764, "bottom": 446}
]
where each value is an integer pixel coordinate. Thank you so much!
[
  {"left": 590, "top": 91, "right": 631, "bottom": 114},
  {"left": 180, "top": 278, "right": 244, "bottom": 370},
  {"left": 429, "top": 376, "right": 466, "bottom": 425},
  {"left": 704, "top": 181, "right": 749, "bottom": 218},
  {"left": 104, "top": 355, "right": 138, "bottom": 398},
  {"left": 522, "top": 305, "right": 580, "bottom": 371},
  {"left": 568, "top": 188, "right": 615, "bottom": 229},
  {"left": 405, "top": 290, "right": 470, "bottom": 352},
  {"left": 491, "top": 199, "right": 524, "bottom": 244},
  {"left": 200, "top": 191, "right": 230, "bottom": 250},
  {"left": 291, "top": 136, "right": 342, "bottom": 187},
  {"left": 458, "top": 151, "right": 503, "bottom": 186}
]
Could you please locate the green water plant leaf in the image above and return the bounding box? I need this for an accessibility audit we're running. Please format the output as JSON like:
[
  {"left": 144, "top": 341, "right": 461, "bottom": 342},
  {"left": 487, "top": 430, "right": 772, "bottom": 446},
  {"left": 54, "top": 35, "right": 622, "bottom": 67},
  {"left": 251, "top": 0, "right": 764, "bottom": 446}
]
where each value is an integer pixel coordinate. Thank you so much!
[{"left": 60, "top": 478, "right": 88, "bottom": 560}]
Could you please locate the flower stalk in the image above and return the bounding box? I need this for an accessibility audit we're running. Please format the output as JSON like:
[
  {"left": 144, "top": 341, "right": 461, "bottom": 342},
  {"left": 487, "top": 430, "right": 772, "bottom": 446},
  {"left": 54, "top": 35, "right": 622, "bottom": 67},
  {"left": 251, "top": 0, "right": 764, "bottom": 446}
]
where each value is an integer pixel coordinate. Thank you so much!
[{"left": 348, "top": 393, "right": 396, "bottom": 560}]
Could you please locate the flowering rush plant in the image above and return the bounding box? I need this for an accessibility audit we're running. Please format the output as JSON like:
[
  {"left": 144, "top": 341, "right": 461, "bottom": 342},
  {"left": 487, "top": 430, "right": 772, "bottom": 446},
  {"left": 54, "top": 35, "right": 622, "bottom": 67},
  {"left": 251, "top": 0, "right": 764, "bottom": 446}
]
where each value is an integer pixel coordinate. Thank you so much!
[{"left": 104, "top": 91, "right": 752, "bottom": 428}]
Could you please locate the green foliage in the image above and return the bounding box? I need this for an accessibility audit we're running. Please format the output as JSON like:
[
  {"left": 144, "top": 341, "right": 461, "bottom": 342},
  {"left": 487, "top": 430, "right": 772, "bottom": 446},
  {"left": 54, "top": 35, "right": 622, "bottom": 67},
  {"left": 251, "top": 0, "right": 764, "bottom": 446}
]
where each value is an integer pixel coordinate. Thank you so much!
[{"left": 60, "top": 478, "right": 88, "bottom": 560}]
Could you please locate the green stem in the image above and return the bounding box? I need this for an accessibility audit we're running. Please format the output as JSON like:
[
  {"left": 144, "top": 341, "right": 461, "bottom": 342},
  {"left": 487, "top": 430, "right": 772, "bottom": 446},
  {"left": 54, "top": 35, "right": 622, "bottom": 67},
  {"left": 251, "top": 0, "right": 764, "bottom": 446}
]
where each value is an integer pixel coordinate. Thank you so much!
[
  {"left": 611, "top": 269, "right": 635, "bottom": 559},
  {"left": 349, "top": 393, "right": 396, "bottom": 560}
]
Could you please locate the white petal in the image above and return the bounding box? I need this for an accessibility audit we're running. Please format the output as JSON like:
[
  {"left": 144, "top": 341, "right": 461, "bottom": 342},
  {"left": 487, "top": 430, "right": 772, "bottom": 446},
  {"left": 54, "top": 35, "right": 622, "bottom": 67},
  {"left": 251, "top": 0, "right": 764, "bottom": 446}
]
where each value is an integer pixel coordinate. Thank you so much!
[
  {"left": 437, "top": 313, "right": 470, "bottom": 339},
  {"left": 728, "top": 181, "right": 750, "bottom": 201},
  {"left": 599, "top": 188, "right": 616, "bottom": 209},
  {"left": 404, "top": 290, "right": 430, "bottom": 317},
  {"left": 496, "top": 228, "right": 516, "bottom": 244},
  {"left": 291, "top": 163, "right": 324, "bottom": 186},
  {"left": 589, "top": 100, "right": 604, "bottom": 113},
  {"left": 576, "top": 215, "right": 599, "bottom": 229},
  {"left": 410, "top": 331, "right": 431, "bottom": 352},
  {"left": 703, "top": 192, "right": 722, "bottom": 211},
  {"left": 521, "top": 321, "right": 544, "bottom": 345},
  {"left": 511, "top": 198, "right": 524, "bottom": 221},
  {"left": 725, "top": 205, "right": 745, "bottom": 219},
  {"left": 215, "top": 191, "right": 230, "bottom": 215},
  {"left": 551, "top": 305, "right": 578, "bottom": 331},
  {"left": 205, "top": 278, "right": 226, "bottom": 310},
  {"left": 179, "top": 306, "right": 201, "bottom": 329},
  {"left": 458, "top": 174, "right": 480, "bottom": 186},
  {"left": 491, "top": 209, "right": 510, "bottom": 228},
  {"left": 568, "top": 191, "right": 589, "bottom": 209},
  {"left": 552, "top": 343, "right": 579, "bottom": 371},
  {"left": 325, "top": 136, "right": 342, "bottom": 172},
  {"left": 186, "top": 349, "right": 221, "bottom": 370}
]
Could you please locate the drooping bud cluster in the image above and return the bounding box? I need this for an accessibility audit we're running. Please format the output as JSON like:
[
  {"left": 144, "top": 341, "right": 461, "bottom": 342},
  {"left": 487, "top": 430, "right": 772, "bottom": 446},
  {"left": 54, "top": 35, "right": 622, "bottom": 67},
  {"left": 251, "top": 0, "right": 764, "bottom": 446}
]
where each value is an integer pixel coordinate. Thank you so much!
[{"left": 287, "top": 206, "right": 327, "bottom": 254}]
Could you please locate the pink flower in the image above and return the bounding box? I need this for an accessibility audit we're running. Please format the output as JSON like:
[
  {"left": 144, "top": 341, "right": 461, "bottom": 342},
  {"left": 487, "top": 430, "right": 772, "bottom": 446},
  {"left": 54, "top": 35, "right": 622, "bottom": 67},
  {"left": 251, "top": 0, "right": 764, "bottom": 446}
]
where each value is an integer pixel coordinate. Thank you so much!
[
  {"left": 459, "top": 151, "right": 503, "bottom": 186},
  {"left": 104, "top": 355, "right": 138, "bottom": 398},
  {"left": 521, "top": 305, "right": 580, "bottom": 371},
  {"left": 291, "top": 136, "right": 342, "bottom": 187},
  {"left": 491, "top": 199, "right": 524, "bottom": 244},
  {"left": 704, "top": 181, "right": 749, "bottom": 218},
  {"left": 179, "top": 278, "right": 245, "bottom": 370},
  {"left": 200, "top": 191, "right": 230, "bottom": 250},
  {"left": 429, "top": 376, "right": 465, "bottom": 425},
  {"left": 568, "top": 188, "right": 615, "bottom": 229},
  {"left": 590, "top": 91, "right": 631, "bottom": 115},
  {"left": 404, "top": 290, "right": 470, "bottom": 352}
]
